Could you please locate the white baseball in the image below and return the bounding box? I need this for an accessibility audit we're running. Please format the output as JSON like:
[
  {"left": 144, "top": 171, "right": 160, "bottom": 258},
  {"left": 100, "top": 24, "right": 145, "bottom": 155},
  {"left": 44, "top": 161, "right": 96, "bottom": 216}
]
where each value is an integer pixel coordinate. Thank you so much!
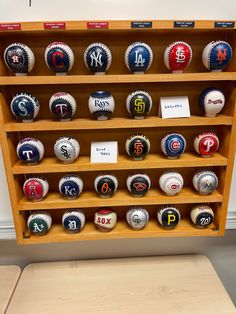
[
  {"left": 159, "top": 172, "right": 184, "bottom": 195},
  {"left": 201, "top": 89, "right": 225, "bottom": 117},
  {"left": 54, "top": 137, "right": 80, "bottom": 163},
  {"left": 88, "top": 91, "right": 115, "bottom": 120}
]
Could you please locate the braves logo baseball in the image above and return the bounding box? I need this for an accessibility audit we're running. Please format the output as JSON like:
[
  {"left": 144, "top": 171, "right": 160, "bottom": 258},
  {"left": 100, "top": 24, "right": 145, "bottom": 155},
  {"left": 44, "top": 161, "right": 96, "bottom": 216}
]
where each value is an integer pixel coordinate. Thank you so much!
[
  {"left": 164, "top": 41, "right": 192, "bottom": 73},
  {"left": 199, "top": 88, "right": 225, "bottom": 117}
]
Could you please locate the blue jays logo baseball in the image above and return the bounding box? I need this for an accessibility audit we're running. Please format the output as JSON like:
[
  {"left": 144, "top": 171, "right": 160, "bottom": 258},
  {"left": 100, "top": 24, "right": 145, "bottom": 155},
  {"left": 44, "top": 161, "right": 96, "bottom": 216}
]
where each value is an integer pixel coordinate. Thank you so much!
[
  {"left": 10, "top": 93, "right": 39, "bottom": 121},
  {"left": 209, "top": 41, "right": 232, "bottom": 71},
  {"left": 60, "top": 180, "right": 81, "bottom": 199},
  {"left": 45, "top": 43, "right": 71, "bottom": 73},
  {"left": 163, "top": 133, "right": 186, "bottom": 158},
  {"left": 84, "top": 43, "right": 112, "bottom": 74},
  {"left": 4, "top": 45, "right": 28, "bottom": 73},
  {"left": 18, "top": 142, "right": 40, "bottom": 163},
  {"left": 125, "top": 42, "right": 153, "bottom": 73}
]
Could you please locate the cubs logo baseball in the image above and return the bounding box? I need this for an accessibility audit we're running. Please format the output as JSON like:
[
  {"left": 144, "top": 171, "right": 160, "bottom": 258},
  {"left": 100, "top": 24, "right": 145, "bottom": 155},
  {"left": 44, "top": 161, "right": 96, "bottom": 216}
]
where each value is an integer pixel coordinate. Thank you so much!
[
  {"left": 199, "top": 88, "right": 225, "bottom": 117},
  {"left": 94, "top": 174, "right": 118, "bottom": 198},
  {"left": 54, "top": 137, "right": 80, "bottom": 163},
  {"left": 125, "top": 134, "right": 150, "bottom": 160},
  {"left": 49, "top": 92, "right": 77, "bottom": 121},
  {"left": 202, "top": 40, "right": 232, "bottom": 71},
  {"left": 157, "top": 206, "right": 181, "bottom": 229},
  {"left": 45, "top": 42, "right": 74, "bottom": 74},
  {"left": 27, "top": 211, "right": 52, "bottom": 236},
  {"left": 161, "top": 133, "right": 186, "bottom": 159},
  {"left": 126, "top": 90, "right": 152, "bottom": 119},
  {"left": 125, "top": 42, "right": 153, "bottom": 73},
  {"left": 126, "top": 207, "right": 149, "bottom": 230},
  {"left": 126, "top": 173, "right": 151, "bottom": 197},
  {"left": 164, "top": 41, "right": 192, "bottom": 73},
  {"left": 159, "top": 172, "right": 184, "bottom": 196},
  {"left": 194, "top": 132, "right": 219, "bottom": 157},
  {"left": 23, "top": 177, "right": 49, "bottom": 201},
  {"left": 94, "top": 208, "right": 117, "bottom": 231},
  {"left": 88, "top": 91, "right": 115, "bottom": 120},
  {"left": 4, "top": 43, "right": 35, "bottom": 75},
  {"left": 59, "top": 175, "right": 83, "bottom": 199},
  {"left": 190, "top": 205, "right": 214, "bottom": 228},
  {"left": 17, "top": 137, "right": 44, "bottom": 164},
  {"left": 193, "top": 170, "right": 218, "bottom": 195},
  {"left": 62, "top": 209, "right": 85, "bottom": 233},
  {"left": 84, "top": 43, "right": 112, "bottom": 74},
  {"left": 10, "top": 93, "right": 40, "bottom": 122}
]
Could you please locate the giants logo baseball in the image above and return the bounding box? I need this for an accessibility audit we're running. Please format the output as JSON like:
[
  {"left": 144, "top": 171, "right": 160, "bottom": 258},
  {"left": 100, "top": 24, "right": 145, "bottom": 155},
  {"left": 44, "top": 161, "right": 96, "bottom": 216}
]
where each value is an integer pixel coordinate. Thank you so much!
[{"left": 134, "top": 141, "right": 144, "bottom": 155}]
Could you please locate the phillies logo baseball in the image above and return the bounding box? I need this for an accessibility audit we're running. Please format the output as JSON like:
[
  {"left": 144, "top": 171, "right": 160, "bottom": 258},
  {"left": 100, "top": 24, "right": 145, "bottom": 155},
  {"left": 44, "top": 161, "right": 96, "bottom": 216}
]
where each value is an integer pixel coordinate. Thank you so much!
[{"left": 199, "top": 137, "right": 218, "bottom": 155}]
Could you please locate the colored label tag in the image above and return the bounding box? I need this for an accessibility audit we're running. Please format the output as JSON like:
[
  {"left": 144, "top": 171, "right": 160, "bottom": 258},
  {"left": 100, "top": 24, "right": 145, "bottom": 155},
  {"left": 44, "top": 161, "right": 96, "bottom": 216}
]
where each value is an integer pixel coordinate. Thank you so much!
[
  {"left": 44, "top": 22, "right": 66, "bottom": 29},
  {"left": 214, "top": 21, "right": 235, "bottom": 28},
  {"left": 0, "top": 23, "right": 21, "bottom": 30},
  {"left": 131, "top": 21, "right": 152, "bottom": 29},
  {"left": 87, "top": 22, "right": 109, "bottom": 29},
  {"left": 174, "top": 21, "right": 195, "bottom": 28}
]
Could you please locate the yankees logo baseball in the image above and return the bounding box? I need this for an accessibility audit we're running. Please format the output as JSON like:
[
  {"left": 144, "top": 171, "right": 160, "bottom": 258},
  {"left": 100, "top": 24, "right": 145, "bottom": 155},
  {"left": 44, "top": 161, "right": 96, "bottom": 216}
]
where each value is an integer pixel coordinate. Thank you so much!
[
  {"left": 164, "top": 41, "right": 192, "bottom": 73},
  {"left": 49, "top": 92, "right": 77, "bottom": 121},
  {"left": 88, "top": 91, "right": 115, "bottom": 120},
  {"left": 194, "top": 132, "right": 219, "bottom": 157},
  {"left": 126, "top": 90, "right": 152, "bottom": 119},
  {"left": 126, "top": 134, "right": 150, "bottom": 160},
  {"left": 94, "top": 174, "right": 118, "bottom": 198},
  {"left": 17, "top": 137, "right": 44, "bottom": 164},
  {"left": 190, "top": 205, "right": 214, "bottom": 228},
  {"left": 10, "top": 92, "right": 40, "bottom": 122},
  {"left": 23, "top": 177, "right": 49, "bottom": 201},
  {"left": 125, "top": 42, "right": 153, "bottom": 73},
  {"left": 199, "top": 88, "right": 225, "bottom": 117},
  {"left": 59, "top": 175, "right": 83, "bottom": 199},
  {"left": 161, "top": 133, "right": 186, "bottom": 159},
  {"left": 126, "top": 208, "right": 149, "bottom": 230},
  {"left": 127, "top": 173, "right": 151, "bottom": 197},
  {"left": 84, "top": 43, "right": 112, "bottom": 74},
  {"left": 62, "top": 210, "right": 85, "bottom": 233},
  {"left": 54, "top": 137, "right": 80, "bottom": 163}
]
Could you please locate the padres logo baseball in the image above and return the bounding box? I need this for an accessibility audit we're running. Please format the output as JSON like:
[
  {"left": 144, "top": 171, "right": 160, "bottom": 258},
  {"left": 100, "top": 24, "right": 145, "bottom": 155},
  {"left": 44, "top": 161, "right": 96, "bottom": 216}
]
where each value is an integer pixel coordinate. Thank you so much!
[
  {"left": 45, "top": 42, "right": 74, "bottom": 74},
  {"left": 125, "top": 42, "right": 153, "bottom": 73},
  {"left": 49, "top": 92, "right": 77, "bottom": 121},
  {"left": 84, "top": 43, "right": 112, "bottom": 74},
  {"left": 17, "top": 137, "right": 44, "bottom": 164},
  {"left": 10, "top": 92, "right": 40, "bottom": 122},
  {"left": 194, "top": 132, "right": 219, "bottom": 157},
  {"left": 23, "top": 177, "right": 49, "bottom": 201},
  {"left": 88, "top": 91, "right": 115, "bottom": 120},
  {"left": 126, "top": 90, "right": 152, "bottom": 119},
  {"left": 199, "top": 88, "right": 225, "bottom": 117},
  {"left": 54, "top": 137, "right": 80, "bottom": 163},
  {"left": 62, "top": 209, "right": 85, "bottom": 233},
  {"left": 59, "top": 175, "right": 83, "bottom": 199},
  {"left": 164, "top": 41, "right": 192, "bottom": 73}
]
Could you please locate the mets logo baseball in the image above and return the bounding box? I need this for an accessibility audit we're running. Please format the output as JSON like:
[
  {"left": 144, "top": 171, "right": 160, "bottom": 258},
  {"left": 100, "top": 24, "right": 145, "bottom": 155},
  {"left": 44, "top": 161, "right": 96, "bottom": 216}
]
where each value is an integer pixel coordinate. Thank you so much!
[{"left": 209, "top": 41, "right": 232, "bottom": 70}]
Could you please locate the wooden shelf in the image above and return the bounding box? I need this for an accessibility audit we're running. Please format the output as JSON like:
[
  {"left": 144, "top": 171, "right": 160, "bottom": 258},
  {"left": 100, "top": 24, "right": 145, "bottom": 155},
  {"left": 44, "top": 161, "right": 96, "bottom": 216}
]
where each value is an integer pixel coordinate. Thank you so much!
[
  {"left": 0, "top": 72, "right": 235, "bottom": 86},
  {"left": 5, "top": 115, "right": 233, "bottom": 132},
  {"left": 22, "top": 220, "right": 219, "bottom": 244},
  {"left": 18, "top": 188, "right": 223, "bottom": 211},
  {"left": 13, "top": 152, "right": 228, "bottom": 175}
]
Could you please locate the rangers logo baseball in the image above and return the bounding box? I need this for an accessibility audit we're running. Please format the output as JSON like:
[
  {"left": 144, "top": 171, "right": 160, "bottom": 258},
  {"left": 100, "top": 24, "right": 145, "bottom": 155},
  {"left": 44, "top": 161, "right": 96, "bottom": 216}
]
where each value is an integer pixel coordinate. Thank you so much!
[
  {"left": 194, "top": 132, "right": 219, "bottom": 157},
  {"left": 84, "top": 43, "right": 112, "bottom": 74},
  {"left": 202, "top": 40, "right": 232, "bottom": 71},
  {"left": 23, "top": 177, "right": 49, "bottom": 201},
  {"left": 88, "top": 91, "right": 115, "bottom": 120},
  {"left": 59, "top": 175, "right": 83, "bottom": 199},
  {"left": 4, "top": 43, "right": 35, "bottom": 75},
  {"left": 10, "top": 92, "right": 40, "bottom": 122},
  {"left": 161, "top": 133, "right": 186, "bottom": 159},
  {"left": 54, "top": 137, "right": 80, "bottom": 163},
  {"left": 125, "top": 42, "right": 153, "bottom": 73},
  {"left": 126, "top": 90, "right": 152, "bottom": 119},
  {"left": 127, "top": 173, "right": 151, "bottom": 197},
  {"left": 199, "top": 88, "right": 225, "bottom": 117},
  {"left": 49, "top": 92, "right": 77, "bottom": 121},
  {"left": 125, "top": 134, "right": 150, "bottom": 160},
  {"left": 17, "top": 137, "right": 44, "bottom": 164},
  {"left": 45, "top": 42, "right": 74, "bottom": 75},
  {"left": 164, "top": 41, "right": 192, "bottom": 73}
]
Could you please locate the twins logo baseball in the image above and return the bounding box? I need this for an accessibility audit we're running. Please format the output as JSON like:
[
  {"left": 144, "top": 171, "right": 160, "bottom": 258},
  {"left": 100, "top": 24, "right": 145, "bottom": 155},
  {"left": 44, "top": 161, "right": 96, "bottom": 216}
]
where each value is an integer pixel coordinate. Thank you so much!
[
  {"left": 217, "top": 48, "right": 227, "bottom": 64},
  {"left": 134, "top": 50, "right": 145, "bottom": 67},
  {"left": 54, "top": 104, "right": 70, "bottom": 117},
  {"left": 134, "top": 141, "right": 144, "bottom": 155},
  {"left": 60, "top": 145, "right": 71, "bottom": 159},
  {"left": 134, "top": 98, "right": 145, "bottom": 113}
]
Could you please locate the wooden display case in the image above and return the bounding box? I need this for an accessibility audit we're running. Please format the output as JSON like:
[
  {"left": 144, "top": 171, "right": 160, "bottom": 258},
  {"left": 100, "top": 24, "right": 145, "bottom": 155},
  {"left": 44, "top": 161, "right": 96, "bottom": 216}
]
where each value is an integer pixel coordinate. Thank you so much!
[{"left": 0, "top": 20, "right": 235, "bottom": 244}]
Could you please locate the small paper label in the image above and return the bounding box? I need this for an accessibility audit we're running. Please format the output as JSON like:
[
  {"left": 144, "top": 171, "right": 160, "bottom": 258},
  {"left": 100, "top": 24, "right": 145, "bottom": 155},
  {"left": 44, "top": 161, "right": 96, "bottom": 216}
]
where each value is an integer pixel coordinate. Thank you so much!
[
  {"left": 159, "top": 96, "right": 190, "bottom": 119},
  {"left": 91, "top": 141, "right": 118, "bottom": 163},
  {"left": 44, "top": 22, "right": 66, "bottom": 29},
  {"left": 87, "top": 22, "right": 109, "bottom": 29},
  {"left": 131, "top": 21, "right": 152, "bottom": 29},
  {"left": 214, "top": 21, "right": 235, "bottom": 28},
  {"left": 0, "top": 23, "right": 21, "bottom": 30},
  {"left": 174, "top": 21, "right": 195, "bottom": 28}
]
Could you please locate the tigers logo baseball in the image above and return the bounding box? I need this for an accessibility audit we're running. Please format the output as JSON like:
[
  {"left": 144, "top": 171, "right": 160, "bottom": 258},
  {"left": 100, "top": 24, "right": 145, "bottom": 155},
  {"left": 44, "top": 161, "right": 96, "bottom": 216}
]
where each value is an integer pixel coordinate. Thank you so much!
[{"left": 84, "top": 43, "right": 112, "bottom": 74}]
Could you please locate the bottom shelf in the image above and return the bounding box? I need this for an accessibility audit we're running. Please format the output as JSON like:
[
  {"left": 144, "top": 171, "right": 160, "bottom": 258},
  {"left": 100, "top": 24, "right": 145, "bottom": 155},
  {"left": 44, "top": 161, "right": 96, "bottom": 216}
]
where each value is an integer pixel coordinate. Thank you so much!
[{"left": 21, "top": 220, "right": 219, "bottom": 244}]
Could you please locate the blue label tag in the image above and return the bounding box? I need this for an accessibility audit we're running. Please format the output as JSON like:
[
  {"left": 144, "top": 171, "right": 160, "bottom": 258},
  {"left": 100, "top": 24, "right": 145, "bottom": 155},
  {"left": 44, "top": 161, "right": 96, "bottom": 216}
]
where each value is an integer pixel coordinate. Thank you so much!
[
  {"left": 215, "top": 21, "right": 235, "bottom": 28},
  {"left": 131, "top": 22, "right": 152, "bottom": 29},
  {"left": 174, "top": 21, "right": 195, "bottom": 28}
]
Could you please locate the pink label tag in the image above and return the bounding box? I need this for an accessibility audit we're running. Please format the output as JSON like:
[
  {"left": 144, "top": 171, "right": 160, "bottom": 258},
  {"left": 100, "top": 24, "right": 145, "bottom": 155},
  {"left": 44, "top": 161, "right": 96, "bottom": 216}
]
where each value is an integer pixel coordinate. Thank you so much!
[
  {"left": 0, "top": 23, "right": 21, "bottom": 30},
  {"left": 87, "top": 22, "right": 109, "bottom": 29},
  {"left": 44, "top": 22, "right": 66, "bottom": 29}
]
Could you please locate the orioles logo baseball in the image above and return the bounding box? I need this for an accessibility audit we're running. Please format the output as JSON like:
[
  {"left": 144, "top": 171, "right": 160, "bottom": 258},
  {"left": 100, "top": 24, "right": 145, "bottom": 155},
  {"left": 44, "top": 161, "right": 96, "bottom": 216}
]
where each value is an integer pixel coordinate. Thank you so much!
[
  {"left": 134, "top": 141, "right": 144, "bottom": 155},
  {"left": 216, "top": 48, "right": 227, "bottom": 64},
  {"left": 101, "top": 182, "right": 112, "bottom": 194}
]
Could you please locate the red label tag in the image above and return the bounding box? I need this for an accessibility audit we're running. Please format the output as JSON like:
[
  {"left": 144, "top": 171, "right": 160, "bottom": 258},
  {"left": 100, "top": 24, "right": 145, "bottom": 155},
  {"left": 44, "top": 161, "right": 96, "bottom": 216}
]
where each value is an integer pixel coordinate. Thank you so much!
[
  {"left": 0, "top": 23, "right": 21, "bottom": 30},
  {"left": 87, "top": 22, "right": 109, "bottom": 29},
  {"left": 44, "top": 22, "right": 66, "bottom": 30}
]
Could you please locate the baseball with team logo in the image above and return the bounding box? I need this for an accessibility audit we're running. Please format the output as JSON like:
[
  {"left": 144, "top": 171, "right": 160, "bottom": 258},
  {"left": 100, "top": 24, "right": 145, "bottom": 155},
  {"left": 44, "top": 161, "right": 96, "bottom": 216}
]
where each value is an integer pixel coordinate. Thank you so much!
[
  {"left": 94, "top": 174, "right": 118, "bottom": 198},
  {"left": 62, "top": 209, "right": 85, "bottom": 233},
  {"left": 125, "top": 134, "right": 150, "bottom": 160},
  {"left": 54, "top": 137, "right": 80, "bottom": 163},
  {"left": 199, "top": 88, "right": 225, "bottom": 117},
  {"left": 45, "top": 42, "right": 74, "bottom": 75},
  {"left": 126, "top": 173, "right": 151, "bottom": 197},
  {"left": 164, "top": 41, "right": 192, "bottom": 73},
  {"left": 194, "top": 132, "right": 219, "bottom": 157},
  {"left": 4, "top": 43, "right": 35, "bottom": 75},
  {"left": 161, "top": 133, "right": 186, "bottom": 159},
  {"left": 157, "top": 206, "right": 181, "bottom": 229},
  {"left": 84, "top": 43, "right": 112, "bottom": 74},
  {"left": 94, "top": 208, "right": 117, "bottom": 231},
  {"left": 190, "top": 205, "right": 214, "bottom": 228},
  {"left": 202, "top": 40, "right": 232, "bottom": 72},
  {"left": 88, "top": 91, "right": 115, "bottom": 120},
  {"left": 159, "top": 172, "right": 184, "bottom": 196},
  {"left": 193, "top": 170, "right": 218, "bottom": 195},
  {"left": 17, "top": 137, "right": 44, "bottom": 165},
  {"left": 27, "top": 211, "right": 52, "bottom": 236},
  {"left": 59, "top": 175, "right": 83, "bottom": 199},
  {"left": 49, "top": 92, "right": 77, "bottom": 121},
  {"left": 23, "top": 177, "right": 49, "bottom": 201},
  {"left": 126, "top": 207, "right": 149, "bottom": 230},
  {"left": 125, "top": 42, "right": 153, "bottom": 74},
  {"left": 126, "top": 90, "right": 152, "bottom": 119},
  {"left": 10, "top": 92, "right": 40, "bottom": 122}
]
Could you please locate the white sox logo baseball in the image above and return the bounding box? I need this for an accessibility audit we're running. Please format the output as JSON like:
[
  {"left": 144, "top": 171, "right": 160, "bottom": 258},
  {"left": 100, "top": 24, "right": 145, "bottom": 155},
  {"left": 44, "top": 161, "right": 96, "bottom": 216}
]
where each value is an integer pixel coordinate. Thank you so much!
[{"left": 60, "top": 145, "right": 71, "bottom": 159}]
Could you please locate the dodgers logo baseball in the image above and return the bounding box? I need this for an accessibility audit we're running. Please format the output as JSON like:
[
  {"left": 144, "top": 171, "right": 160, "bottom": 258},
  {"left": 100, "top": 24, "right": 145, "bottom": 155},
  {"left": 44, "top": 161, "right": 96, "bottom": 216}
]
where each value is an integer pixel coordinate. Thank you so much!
[{"left": 125, "top": 42, "right": 153, "bottom": 73}]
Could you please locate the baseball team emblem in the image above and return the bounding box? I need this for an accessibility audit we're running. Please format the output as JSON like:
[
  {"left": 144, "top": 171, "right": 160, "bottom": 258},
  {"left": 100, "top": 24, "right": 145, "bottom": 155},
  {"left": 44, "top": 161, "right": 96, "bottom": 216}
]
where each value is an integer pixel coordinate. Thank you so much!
[
  {"left": 49, "top": 92, "right": 77, "bottom": 121},
  {"left": 62, "top": 209, "right": 85, "bottom": 233},
  {"left": 193, "top": 170, "right": 218, "bottom": 195},
  {"left": 94, "top": 174, "right": 118, "bottom": 198},
  {"left": 126, "top": 173, "right": 151, "bottom": 197},
  {"left": 157, "top": 206, "right": 181, "bottom": 229},
  {"left": 88, "top": 91, "right": 115, "bottom": 120},
  {"left": 10, "top": 92, "right": 40, "bottom": 122},
  {"left": 159, "top": 172, "right": 184, "bottom": 196},
  {"left": 164, "top": 41, "right": 192, "bottom": 73},
  {"left": 27, "top": 211, "right": 52, "bottom": 236},
  {"left": 126, "top": 207, "right": 149, "bottom": 230},
  {"left": 94, "top": 208, "right": 117, "bottom": 232},
  {"left": 125, "top": 42, "right": 153, "bottom": 73},
  {"left": 17, "top": 137, "right": 44, "bottom": 164},
  {"left": 190, "top": 205, "right": 214, "bottom": 228},
  {"left": 161, "top": 133, "right": 186, "bottom": 159},
  {"left": 194, "top": 132, "right": 219, "bottom": 157},
  {"left": 199, "top": 88, "right": 225, "bottom": 117},
  {"left": 54, "top": 137, "right": 80, "bottom": 163},
  {"left": 125, "top": 134, "right": 150, "bottom": 160},
  {"left": 59, "top": 175, "right": 83, "bottom": 199},
  {"left": 126, "top": 90, "right": 152, "bottom": 119},
  {"left": 84, "top": 43, "right": 112, "bottom": 74},
  {"left": 23, "top": 177, "right": 49, "bottom": 201}
]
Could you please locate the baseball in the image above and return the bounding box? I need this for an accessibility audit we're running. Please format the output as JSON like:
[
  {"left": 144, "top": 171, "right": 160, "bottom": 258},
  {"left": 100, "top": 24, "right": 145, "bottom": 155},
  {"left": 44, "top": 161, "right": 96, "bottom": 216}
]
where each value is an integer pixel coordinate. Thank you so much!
[
  {"left": 126, "top": 173, "right": 151, "bottom": 197},
  {"left": 84, "top": 42, "right": 112, "bottom": 75},
  {"left": 94, "top": 208, "right": 117, "bottom": 232},
  {"left": 10, "top": 92, "right": 40, "bottom": 123},
  {"left": 157, "top": 206, "right": 181, "bottom": 229},
  {"left": 126, "top": 90, "right": 152, "bottom": 119},
  {"left": 4, "top": 43, "right": 35, "bottom": 75},
  {"left": 49, "top": 92, "right": 77, "bottom": 121},
  {"left": 17, "top": 137, "right": 44, "bottom": 164},
  {"left": 23, "top": 177, "right": 49, "bottom": 201},
  {"left": 54, "top": 137, "right": 80, "bottom": 163},
  {"left": 125, "top": 134, "right": 150, "bottom": 160},
  {"left": 193, "top": 170, "right": 218, "bottom": 195},
  {"left": 94, "top": 174, "right": 118, "bottom": 198},
  {"left": 126, "top": 207, "right": 149, "bottom": 230},
  {"left": 62, "top": 209, "right": 85, "bottom": 233},
  {"left": 125, "top": 42, "right": 153, "bottom": 74},
  {"left": 190, "top": 205, "right": 214, "bottom": 228},
  {"left": 59, "top": 174, "right": 83, "bottom": 199},
  {"left": 159, "top": 171, "right": 184, "bottom": 196},
  {"left": 27, "top": 211, "right": 52, "bottom": 236},
  {"left": 194, "top": 132, "right": 219, "bottom": 157},
  {"left": 164, "top": 41, "right": 192, "bottom": 73},
  {"left": 202, "top": 40, "right": 232, "bottom": 72},
  {"left": 199, "top": 88, "right": 225, "bottom": 117},
  {"left": 88, "top": 91, "right": 115, "bottom": 120},
  {"left": 45, "top": 42, "right": 74, "bottom": 75},
  {"left": 161, "top": 133, "right": 186, "bottom": 159}
]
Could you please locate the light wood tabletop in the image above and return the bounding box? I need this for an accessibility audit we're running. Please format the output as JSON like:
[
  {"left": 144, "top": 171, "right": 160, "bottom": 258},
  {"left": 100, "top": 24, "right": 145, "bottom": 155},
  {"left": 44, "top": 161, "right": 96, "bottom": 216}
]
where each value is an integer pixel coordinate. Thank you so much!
[
  {"left": 0, "top": 265, "right": 21, "bottom": 314},
  {"left": 6, "top": 255, "right": 236, "bottom": 314}
]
